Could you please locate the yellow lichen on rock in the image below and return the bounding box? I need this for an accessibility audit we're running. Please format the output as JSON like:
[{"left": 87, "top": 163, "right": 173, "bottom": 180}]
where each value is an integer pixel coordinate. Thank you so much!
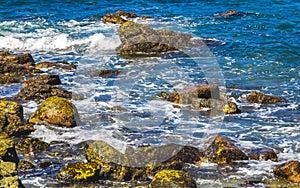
[
  {"left": 29, "top": 96, "right": 80, "bottom": 127},
  {"left": 150, "top": 170, "right": 196, "bottom": 188}
]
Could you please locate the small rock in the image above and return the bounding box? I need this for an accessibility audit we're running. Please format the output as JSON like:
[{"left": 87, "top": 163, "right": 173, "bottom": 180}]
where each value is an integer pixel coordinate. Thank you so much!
[
  {"left": 248, "top": 148, "right": 278, "bottom": 162},
  {"left": 29, "top": 96, "right": 80, "bottom": 127},
  {"left": 274, "top": 160, "right": 300, "bottom": 183},
  {"left": 205, "top": 135, "right": 248, "bottom": 164},
  {"left": 246, "top": 92, "right": 283, "bottom": 104},
  {"left": 23, "top": 74, "right": 61, "bottom": 87},
  {"left": 18, "top": 160, "right": 35, "bottom": 170},
  {"left": 35, "top": 61, "right": 76, "bottom": 70},
  {"left": 150, "top": 170, "right": 196, "bottom": 188},
  {"left": 223, "top": 101, "right": 241, "bottom": 114},
  {"left": 15, "top": 137, "right": 50, "bottom": 154},
  {"left": 116, "top": 10, "right": 137, "bottom": 18},
  {"left": 102, "top": 13, "right": 126, "bottom": 24},
  {"left": 88, "top": 70, "right": 122, "bottom": 78}
]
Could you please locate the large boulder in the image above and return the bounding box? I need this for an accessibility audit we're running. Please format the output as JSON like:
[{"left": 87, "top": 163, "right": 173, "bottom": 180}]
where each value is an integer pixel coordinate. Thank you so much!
[
  {"left": 117, "top": 21, "right": 195, "bottom": 56},
  {"left": 149, "top": 170, "right": 196, "bottom": 188},
  {"left": 0, "top": 100, "right": 35, "bottom": 137},
  {"left": 29, "top": 96, "right": 80, "bottom": 127},
  {"left": 246, "top": 92, "right": 283, "bottom": 104},
  {"left": 205, "top": 135, "right": 248, "bottom": 164},
  {"left": 274, "top": 161, "right": 300, "bottom": 183}
]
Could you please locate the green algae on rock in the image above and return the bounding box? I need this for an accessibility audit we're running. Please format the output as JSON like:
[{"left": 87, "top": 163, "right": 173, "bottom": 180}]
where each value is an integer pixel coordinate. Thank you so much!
[
  {"left": 205, "top": 135, "right": 248, "bottom": 164},
  {"left": 29, "top": 96, "right": 80, "bottom": 127},
  {"left": 150, "top": 170, "right": 196, "bottom": 188},
  {"left": 274, "top": 160, "right": 300, "bottom": 183}
]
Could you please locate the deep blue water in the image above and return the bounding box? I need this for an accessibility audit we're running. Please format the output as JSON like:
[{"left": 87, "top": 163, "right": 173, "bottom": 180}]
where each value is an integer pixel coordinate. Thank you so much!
[{"left": 0, "top": 0, "right": 299, "bottom": 187}]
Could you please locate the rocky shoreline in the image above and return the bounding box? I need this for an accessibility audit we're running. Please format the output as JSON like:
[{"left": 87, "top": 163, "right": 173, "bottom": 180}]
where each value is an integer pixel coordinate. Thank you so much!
[{"left": 0, "top": 10, "right": 298, "bottom": 188}]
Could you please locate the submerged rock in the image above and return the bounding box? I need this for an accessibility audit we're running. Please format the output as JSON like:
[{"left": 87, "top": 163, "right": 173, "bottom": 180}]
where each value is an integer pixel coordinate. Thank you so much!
[
  {"left": 117, "top": 21, "right": 196, "bottom": 56},
  {"left": 246, "top": 92, "right": 283, "bottom": 104},
  {"left": 35, "top": 61, "right": 77, "bottom": 70},
  {"left": 215, "top": 9, "right": 250, "bottom": 17},
  {"left": 29, "top": 96, "right": 80, "bottom": 127},
  {"left": 149, "top": 170, "right": 196, "bottom": 188},
  {"left": 205, "top": 135, "right": 248, "bottom": 164},
  {"left": 88, "top": 70, "right": 122, "bottom": 78},
  {"left": 274, "top": 161, "right": 300, "bottom": 183},
  {"left": 247, "top": 148, "right": 278, "bottom": 162},
  {"left": 0, "top": 100, "right": 35, "bottom": 137}
]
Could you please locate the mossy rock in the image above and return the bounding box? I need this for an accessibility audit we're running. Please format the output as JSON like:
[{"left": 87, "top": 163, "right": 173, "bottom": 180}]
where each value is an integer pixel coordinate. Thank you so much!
[
  {"left": 29, "top": 96, "right": 80, "bottom": 127},
  {"left": 57, "top": 162, "right": 101, "bottom": 182},
  {"left": 0, "top": 175, "right": 24, "bottom": 188},
  {"left": 102, "top": 13, "right": 127, "bottom": 24},
  {"left": 246, "top": 92, "right": 283, "bottom": 104},
  {"left": 86, "top": 140, "right": 128, "bottom": 165},
  {"left": 274, "top": 160, "right": 300, "bottom": 183},
  {"left": 23, "top": 74, "right": 61, "bottom": 87},
  {"left": 15, "top": 137, "right": 50, "bottom": 154},
  {"left": 0, "top": 100, "right": 23, "bottom": 119},
  {"left": 18, "top": 160, "right": 35, "bottom": 171},
  {"left": 150, "top": 170, "right": 196, "bottom": 188},
  {"left": 205, "top": 135, "right": 248, "bottom": 164}
]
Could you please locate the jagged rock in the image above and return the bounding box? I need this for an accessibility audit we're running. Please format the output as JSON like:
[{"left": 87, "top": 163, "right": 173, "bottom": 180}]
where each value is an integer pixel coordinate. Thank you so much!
[
  {"left": 15, "top": 137, "right": 50, "bottom": 154},
  {"left": 246, "top": 92, "right": 283, "bottom": 104},
  {"left": 18, "top": 160, "right": 35, "bottom": 170},
  {"left": 23, "top": 74, "right": 61, "bottom": 87},
  {"left": 150, "top": 170, "right": 196, "bottom": 188},
  {"left": 116, "top": 10, "right": 137, "bottom": 18},
  {"left": 117, "top": 21, "right": 196, "bottom": 56},
  {"left": 35, "top": 61, "right": 76, "bottom": 70},
  {"left": 205, "top": 135, "right": 248, "bottom": 164},
  {"left": 274, "top": 161, "right": 300, "bottom": 183},
  {"left": 160, "top": 84, "right": 241, "bottom": 114},
  {"left": 0, "top": 100, "right": 35, "bottom": 137},
  {"left": 13, "top": 82, "right": 72, "bottom": 102},
  {"left": 248, "top": 148, "right": 278, "bottom": 162},
  {"left": 102, "top": 13, "right": 126, "bottom": 24},
  {"left": 29, "top": 96, "right": 80, "bottom": 127},
  {"left": 0, "top": 52, "right": 42, "bottom": 84}
]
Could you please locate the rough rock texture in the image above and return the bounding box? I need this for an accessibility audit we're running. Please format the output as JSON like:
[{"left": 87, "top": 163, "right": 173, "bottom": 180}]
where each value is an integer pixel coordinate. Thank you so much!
[
  {"left": 35, "top": 61, "right": 77, "bottom": 70},
  {"left": 116, "top": 10, "right": 137, "bottom": 18},
  {"left": 102, "top": 13, "right": 126, "bottom": 24},
  {"left": 13, "top": 82, "right": 72, "bottom": 102},
  {"left": 88, "top": 70, "right": 122, "bottom": 78},
  {"left": 205, "top": 135, "right": 248, "bottom": 164},
  {"left": 117, "top": 21, "right": 195, "bottom": 56},
  {"left": 18, "top": 160, "right": 35, "bottom": 170},
  {"left": 23, "top": 74, "right": 61, "bottom": 87},
  {"left": 248, "top": 148, "right": 278, "bottom": 162},
  {"left": 0, "top": 51, "right": 42, "bottom": 84},
  {"left": 15, "top": 137, "right": 50, "bottom": 154},
  {"left": 150, "top": 170, "right": 196, "bottom": 188},
  {"left": 0, "top": 138, "right": 23, "bottom": 188},
  {"left": 29, "top": 96, "right": 80, "bottom": 127},
  {"left": 246, "top": 92, "right": 283, "bottom": 104},
  {"left": 274, "top": 161, "right": 300, "bottom": 183},
  {"left": 160, "top": 84, "right": 241, "bottom": 114},
  {"left": 0, "top": 100, "right": 35, "bottom": 137}
]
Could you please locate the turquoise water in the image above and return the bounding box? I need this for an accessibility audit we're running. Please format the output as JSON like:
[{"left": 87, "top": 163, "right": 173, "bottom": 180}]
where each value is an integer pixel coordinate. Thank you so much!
[{"left": 0, "top": 0, "right": 299, "bottom": 187}]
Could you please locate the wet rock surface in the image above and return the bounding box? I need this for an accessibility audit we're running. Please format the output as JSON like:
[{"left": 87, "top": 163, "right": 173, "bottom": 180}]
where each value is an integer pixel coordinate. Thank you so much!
[
  {"left": 35, "top": 61, "right": 77, "bottom": 70},
  {"left": 205, "top": 135, "right": 248, "bottom": 164},
  {"left": 150, "top": 170, "right": 196, "bottom": 188},
  {"left": 246, "top": 92, "right": 283, "bottom": 104},
  {"left": 15, "top": 137, "right": 50, "bottom": 154},
  {"left": 247, "top": 148, "right": 278, "bottom": 162},
  {"left": 29, "top": 96, "right": 80, "bottom": 127},
  {"left": 22, "top": 74, "right": 61, "bottom": 87},
  {"left": 274, "top": 161, "right": 300, "bottom": 183},
  {"left": 117, "top": 21, "right": 196, "bottom": 56}
]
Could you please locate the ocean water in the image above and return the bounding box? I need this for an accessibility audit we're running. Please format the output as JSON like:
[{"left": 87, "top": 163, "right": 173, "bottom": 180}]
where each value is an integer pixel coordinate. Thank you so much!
[{"left": 0, "top": 0, "right": 299, "bottom": 187}]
